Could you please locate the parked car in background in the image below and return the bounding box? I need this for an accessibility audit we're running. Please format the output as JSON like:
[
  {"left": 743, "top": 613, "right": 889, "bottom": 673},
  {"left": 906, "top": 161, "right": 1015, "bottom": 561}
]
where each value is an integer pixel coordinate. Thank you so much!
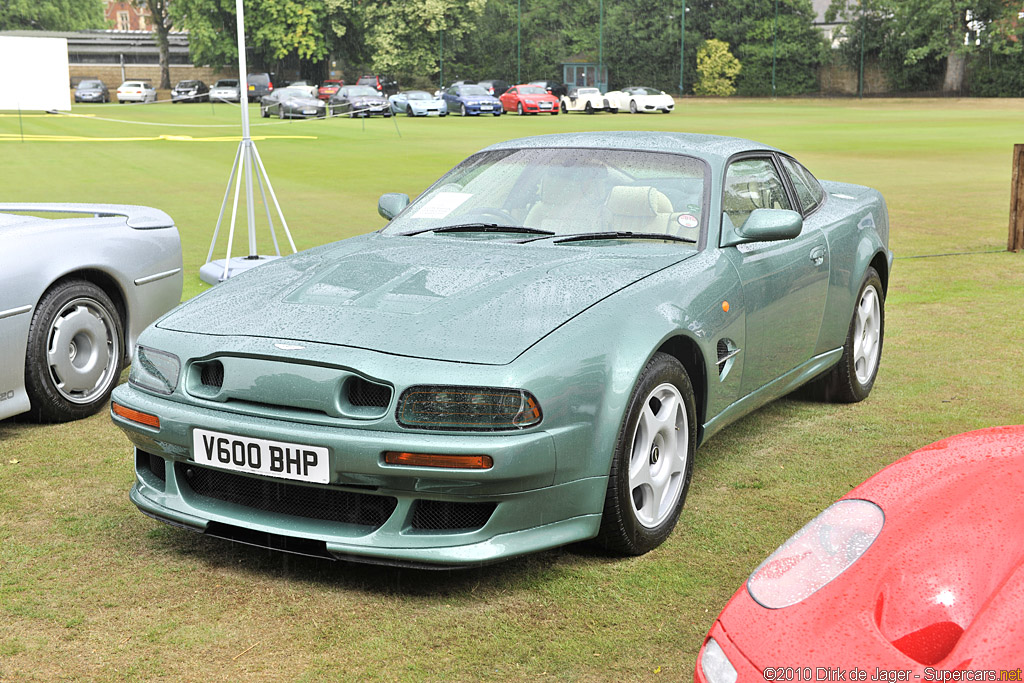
[
  {"left": 442, "top": 83, "right": 503, "bottom": 116},
  {"left": 246, "top": 73, "right": 274, "bottom": 102},
  {"left": 528, "top": 80, "right": 568, "bottom": 98},
  {"left": 329, "top": 85, "right": 391, "bottom": 118},
  {"left": 388, "top": 90, "right": 447, "bottom": 116},
  {"left": 317, "top": 79, "right": 343, "bottom": 101},
  {"left": 604, "top": 86, "right": 674, "bottom": 114},
  {"left": 209, "top": 79, "right": 241, "bottom": 103},
  {"left": 499, "top": 84, "right": 559, "bottom": 115},
  {"left": 74, "top": 79, "right": 109, "bottom": 103},
  {"left": 560, "top": 86, "right": 617, "bottom": 114},
  {"left": 696, "top": 426, "right": 1024, "bottom": 680},
  {"left": 0, "top": 203, "right": 182, "bottom": 423},
  {"left": 111, "top": 131, "right": 891, "bottom": 568},
  {"left": 116, "top": 81, "right": 157, "bottom": 103},
  {"left": 476, "top": 79, "right": 511, "bottom": 97},
  {"left": 356, "top": 74, "right": 398, "bottom": 97},
  {"left": 171, "top": 80, "right": 209, "bottom": 103},
  {"left": 260, "top": 86, "right": 326, "bottom": 119}
]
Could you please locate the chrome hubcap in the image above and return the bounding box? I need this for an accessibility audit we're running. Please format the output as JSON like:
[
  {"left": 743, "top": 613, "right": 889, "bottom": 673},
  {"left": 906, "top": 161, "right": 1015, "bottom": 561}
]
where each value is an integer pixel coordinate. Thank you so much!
[
  {"left": 46, "top": 297, "right": 118, "bottom": 404},
  {"left": 629, "top": 383, "right": 688, "bottom": 529},
  {"left": 853, "top": 285, "right": 881, "bottom": 385}
]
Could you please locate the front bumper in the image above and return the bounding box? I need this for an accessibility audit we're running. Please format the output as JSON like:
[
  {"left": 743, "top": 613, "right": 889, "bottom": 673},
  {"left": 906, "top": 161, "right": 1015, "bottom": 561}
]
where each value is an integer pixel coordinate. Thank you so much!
[
  {"left": 694, "top": 622, "right": 760, "bottom": 682},
  {"left": 113, "top": 384, "right": 605, "bottom": 567}
]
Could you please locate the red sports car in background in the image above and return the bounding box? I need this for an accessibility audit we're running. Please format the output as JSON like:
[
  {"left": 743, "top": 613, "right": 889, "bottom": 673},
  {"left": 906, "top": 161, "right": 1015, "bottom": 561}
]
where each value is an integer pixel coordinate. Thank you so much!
[
  {"left": 697, "top": 426, "right": 1024, "bottom": 681},
  {"left": 499, "top": 84, "right": 559, "bottom": 115},
  {"left": 318, "top": 79, "right": 343, "bottom": 101}
]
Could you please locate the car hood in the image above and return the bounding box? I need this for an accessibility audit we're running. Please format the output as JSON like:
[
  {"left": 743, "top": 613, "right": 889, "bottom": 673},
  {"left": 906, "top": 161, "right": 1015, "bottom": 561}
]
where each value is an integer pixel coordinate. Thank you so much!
[
  {"left": 159, "top": 233, "right": 691, "bottom": 364},
  {"left": 720, "top": 426, "right": 1024, "bottom": 668}
]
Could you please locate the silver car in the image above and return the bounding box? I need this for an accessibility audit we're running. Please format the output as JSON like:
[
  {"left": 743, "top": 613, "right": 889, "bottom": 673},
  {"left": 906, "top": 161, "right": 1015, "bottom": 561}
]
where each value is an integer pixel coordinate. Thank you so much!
[
  {"left": 0, "top": 204, "right": 182, "bottom": 423},
  {"left": 210, "top": 79, "right": 241, "bottom": 103}
]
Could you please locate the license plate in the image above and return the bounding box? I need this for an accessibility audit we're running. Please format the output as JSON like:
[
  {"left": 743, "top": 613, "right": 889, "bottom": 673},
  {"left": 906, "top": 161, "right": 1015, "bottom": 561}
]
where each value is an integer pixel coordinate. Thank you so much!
[
  {"left": 192, "top": 428, "right": 330, "bottom": 483},
  {"left": 540, "top": 102, "right": 552, "bottom": 109},
  {"left": 302, "top": 109, "right": 316, "bottom": 114},
  {"left": 480, "top": 105, "right": 492, "bottom": 110},
  {"left": 248, "top": 85, "right": 255, "bottom": 90}
]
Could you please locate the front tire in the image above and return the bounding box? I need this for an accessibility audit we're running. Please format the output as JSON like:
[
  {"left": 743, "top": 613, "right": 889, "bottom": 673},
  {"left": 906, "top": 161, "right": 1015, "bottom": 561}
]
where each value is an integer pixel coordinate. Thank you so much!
[
  {"left": 596, "top": 352, "right": 696, "bottom": 555},
  {"left": 585, "top": 101, "right": 594, "bottom": 114},
  {"left": 814, "top": 267, "right": 884, "bottom": 403},
  {"left": 24, "top": 280, "right": 124, "bottom": 423},
  {"left": 629, "top": 100, "right": 638, "bottom": 114},
  {"left": 460, "top": 103, "right": 467, "bottom": 117},
  {"left": 560, "top": 101, "right": 567, "bottom": 113},
  {"left": 517, "top": 102, "right": 524, "bottom": 116}
]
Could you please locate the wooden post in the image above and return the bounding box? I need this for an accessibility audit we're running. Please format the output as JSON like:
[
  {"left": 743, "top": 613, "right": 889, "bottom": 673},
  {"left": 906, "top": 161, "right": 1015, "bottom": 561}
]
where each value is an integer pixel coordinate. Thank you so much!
[{"left": 1010, "top": 144, "right": 1024, "bottom": 253}]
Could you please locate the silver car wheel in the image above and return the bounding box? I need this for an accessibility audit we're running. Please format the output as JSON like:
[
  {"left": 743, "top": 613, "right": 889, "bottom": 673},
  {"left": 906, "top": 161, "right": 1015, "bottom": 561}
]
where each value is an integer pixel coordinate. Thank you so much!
[
  {"left": 46, "top": 296, "right": 119, "bottom": 404},
  {"left": 628, "top": 382, "right": 688, "bottom": 529},
  {"left": 853, "top": 285, "right": 881, "bottom": 385}
]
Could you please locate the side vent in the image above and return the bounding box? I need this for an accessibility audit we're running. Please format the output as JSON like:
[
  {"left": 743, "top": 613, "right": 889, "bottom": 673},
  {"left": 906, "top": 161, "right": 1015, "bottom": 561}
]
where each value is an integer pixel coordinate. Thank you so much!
[{"left": 716, "top": 339, "right": 740, "bottom": 380}]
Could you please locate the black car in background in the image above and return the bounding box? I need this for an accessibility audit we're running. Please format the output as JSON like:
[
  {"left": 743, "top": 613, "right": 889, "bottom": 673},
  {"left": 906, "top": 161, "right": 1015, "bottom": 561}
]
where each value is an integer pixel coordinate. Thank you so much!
[
  {"left": 74, "top": 79, "right": 109, "bottom": 103},
  {"left": 356, "top": 74, "right": 399, "bottom": 97},
  {"left": 246, "top": 73, "right": 275, "bottom": 102},
  {"left": 329, "top": 85, "right": 391, "bottom": 117},
  {"left": 528, "top": 79, "right": 568, "bottom": 98},
  {"left": 477, "top": 79, "right": 511, "bottom": 97},
  {"left": 171, "top": 80, "right": 209, "bottom": 103}
]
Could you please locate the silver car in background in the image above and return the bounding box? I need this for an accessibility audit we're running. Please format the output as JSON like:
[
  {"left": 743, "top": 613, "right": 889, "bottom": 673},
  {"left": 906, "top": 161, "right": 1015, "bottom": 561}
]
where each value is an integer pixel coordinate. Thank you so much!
[
  {"left": 210, "top": 79, "right": 241, "bottom": 103},
  {"left": 0, "top": 204, "right": 182, "bottom": 423}
]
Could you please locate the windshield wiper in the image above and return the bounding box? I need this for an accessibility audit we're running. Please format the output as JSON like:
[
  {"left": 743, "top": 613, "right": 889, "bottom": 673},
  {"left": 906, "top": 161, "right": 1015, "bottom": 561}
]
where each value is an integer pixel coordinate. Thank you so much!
[
  {"left": 553, "top": 231, "right": 697, "bottom": 244},
  {"left": 399, "top": 223, "right": 555, "bottom": 237}
]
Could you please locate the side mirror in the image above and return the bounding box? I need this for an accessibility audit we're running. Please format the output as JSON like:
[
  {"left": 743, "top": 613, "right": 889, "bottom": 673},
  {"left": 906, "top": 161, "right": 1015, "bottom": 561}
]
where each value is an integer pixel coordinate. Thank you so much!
[
  {"left": 378, "top": 192, "right": 410, "bottom": 220},
  {"left": 721, "top": 208, "right": 803, "bottom": 246}
]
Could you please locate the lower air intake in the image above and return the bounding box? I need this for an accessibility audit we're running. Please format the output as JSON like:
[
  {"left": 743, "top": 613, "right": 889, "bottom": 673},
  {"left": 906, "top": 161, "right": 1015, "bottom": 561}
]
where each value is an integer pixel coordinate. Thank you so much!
[
  {"left": 178, "top": 463, "right": 397, "bottom": 529},
  {"left": 411, "top": 500, "right": 497, "bottom": 531}
]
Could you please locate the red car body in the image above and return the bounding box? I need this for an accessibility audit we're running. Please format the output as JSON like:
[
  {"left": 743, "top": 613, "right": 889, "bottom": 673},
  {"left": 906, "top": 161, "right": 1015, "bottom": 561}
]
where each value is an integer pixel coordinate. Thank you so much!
[
  {"left": 318, "top": 79, "right": 343, "bottom": 101},
  {"left": 697, "top": 426, "right": 1024, "bottom": 681},
  {"left": 499, "top": 84, "right": 559, "bottom": 115}
]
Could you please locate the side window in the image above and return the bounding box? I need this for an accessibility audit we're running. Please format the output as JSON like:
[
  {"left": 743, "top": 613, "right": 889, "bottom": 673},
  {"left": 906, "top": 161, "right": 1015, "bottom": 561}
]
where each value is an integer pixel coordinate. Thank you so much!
[
  {"left": 722, "top": 157, "right": 792, "bottom": 229},
  {"left": 781, "top": 157, "right": 825, "bottom": 214}
]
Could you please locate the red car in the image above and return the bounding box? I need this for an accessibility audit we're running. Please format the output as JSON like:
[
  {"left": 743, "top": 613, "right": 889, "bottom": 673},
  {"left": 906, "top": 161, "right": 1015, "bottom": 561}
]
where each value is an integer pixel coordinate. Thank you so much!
[
  {"left": 697, "top": 426, "right": 1024, "bottom": 681},
  {"left": 318, "top": 79, "right": 343, "bottom": 101},
  {"left": 499, "top": 84, "right": 559, "bottom": 115}
]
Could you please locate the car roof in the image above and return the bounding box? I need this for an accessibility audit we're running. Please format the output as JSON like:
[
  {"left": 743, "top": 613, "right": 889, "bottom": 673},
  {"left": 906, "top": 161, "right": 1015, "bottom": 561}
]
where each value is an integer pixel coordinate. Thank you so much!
[{"left": 482, "top": 132, "right": 780, "bottom": 164}]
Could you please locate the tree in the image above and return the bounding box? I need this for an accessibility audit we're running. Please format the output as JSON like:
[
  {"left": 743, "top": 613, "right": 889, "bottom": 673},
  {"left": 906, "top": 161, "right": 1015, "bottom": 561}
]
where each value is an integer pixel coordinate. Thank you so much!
[
  {"left": 140, "top": 0, "right": 174, "bottom": 89},
  {"left": 0, "top": 0, "right": 105, "bottom": 31},
  {"left": 694, "top": 39, "right": 740, "bottom": 95},
  {"left": 828, "top": 0, "right": 1021, "bottom": 94}
]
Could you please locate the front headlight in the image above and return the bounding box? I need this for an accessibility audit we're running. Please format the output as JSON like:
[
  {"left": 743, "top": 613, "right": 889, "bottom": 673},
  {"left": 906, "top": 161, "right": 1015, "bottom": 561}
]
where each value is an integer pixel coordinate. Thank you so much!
[
  {"left": 746, "top": 499, "right": 884, "bottom": 609},
  {"left": 128, "top": 346, "right": 181, "bottom": 395},
  {"left": 525, "top": 99, "right": 535, "bottom": 104},
  {"left": 397, "top": 385, "right": 542, "bottom": 431},
  {"left": 700, "top": 638, "right": 737, "bottom": 683}
]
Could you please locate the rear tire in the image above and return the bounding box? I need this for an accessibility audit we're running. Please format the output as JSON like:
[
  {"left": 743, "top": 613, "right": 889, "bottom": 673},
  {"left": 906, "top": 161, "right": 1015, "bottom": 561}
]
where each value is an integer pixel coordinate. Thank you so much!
[
  {"left": 812, "top": 267, "right": 884, "bottom": 403},
  {"left": 24, "top": 280, "right": 124, "bottom": 423},
  {"left": 595, "top": 352, "right": 696, "bottom": 555}
]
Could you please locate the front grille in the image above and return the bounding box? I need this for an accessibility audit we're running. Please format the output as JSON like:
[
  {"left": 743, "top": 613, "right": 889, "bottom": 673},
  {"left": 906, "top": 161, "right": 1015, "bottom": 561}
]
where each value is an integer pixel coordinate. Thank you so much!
[
  {"left": 199, "top": 361, "right": 224, "bottom": 389},
  {"left": 178, "top": 463, "right": 397, "bottom": 529},
  {"left": 346, "top": 377, "right": 392, "bottom": 408},
  {"left": 411, "top": 500, "right": 496, "bottom": 531}
]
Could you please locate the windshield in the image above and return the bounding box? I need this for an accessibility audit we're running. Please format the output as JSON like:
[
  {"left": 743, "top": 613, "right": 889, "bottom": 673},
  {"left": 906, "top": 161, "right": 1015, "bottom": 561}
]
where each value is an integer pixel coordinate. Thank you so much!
[
  {"left": 79, "top": 80, "right": 103, "bottom": 89},
  {"left": 347, "top": 85, "right": 378, "bottom": 97},
  {"left": 278, "top": 87, "right": 311, "bottom": 98},
  {"left": 578, "top": 88, "right": 600, "bottom": 95},
  {"left": 459, "top": 85, "right": 489, "bottom": 96},
  {"left": 382, "top": 148, "right": 707, "bottom": 242},
  {"left": 405, "top": 91, "right": 431, "bottom": 100},
  {"left": 518, "top": 86, "right": 546, "bottom": 95},
  {"left": 629, "top": 87, "right": 662, "bottom": 96}
]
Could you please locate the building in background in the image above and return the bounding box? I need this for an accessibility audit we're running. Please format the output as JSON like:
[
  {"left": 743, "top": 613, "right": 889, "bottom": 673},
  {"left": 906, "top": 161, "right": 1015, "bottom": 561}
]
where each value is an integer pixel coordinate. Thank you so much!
[{"left": 105, "top": 1, "right": 153, "bottom": 32}]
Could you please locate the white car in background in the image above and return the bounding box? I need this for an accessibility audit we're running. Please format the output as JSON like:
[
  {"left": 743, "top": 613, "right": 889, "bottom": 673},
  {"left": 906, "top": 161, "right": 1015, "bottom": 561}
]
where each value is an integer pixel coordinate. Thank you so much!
[
  {"left": 116, "top": 81, "right": 158, "bottom": 104},
  {"left": 559, "top": 86, "right": 618, "bottom": 114},
  {"left": 604, "top": 86, "right": 675, "bottom": 114},
  {"left": 209, "top": 79, "right": 241, "bottom": 103}
]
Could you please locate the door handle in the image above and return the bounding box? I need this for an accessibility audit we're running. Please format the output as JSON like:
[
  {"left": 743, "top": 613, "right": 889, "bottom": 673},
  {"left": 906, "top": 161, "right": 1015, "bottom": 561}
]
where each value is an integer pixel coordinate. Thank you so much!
[{"left": 810, "top": 245, "right": 826, "bottom": 266}]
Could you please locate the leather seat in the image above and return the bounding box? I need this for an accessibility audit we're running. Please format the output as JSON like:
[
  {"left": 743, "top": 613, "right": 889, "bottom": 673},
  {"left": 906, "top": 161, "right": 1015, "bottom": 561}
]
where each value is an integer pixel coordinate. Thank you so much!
[{"left": 605, "top": 186, "right": 673, "bottom": 233}]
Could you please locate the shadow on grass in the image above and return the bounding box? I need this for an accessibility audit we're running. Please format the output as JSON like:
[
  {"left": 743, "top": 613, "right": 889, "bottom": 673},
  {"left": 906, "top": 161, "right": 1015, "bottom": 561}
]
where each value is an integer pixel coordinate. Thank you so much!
[{"left": 142, "top": 521, "right": 623, "bottom": 598}]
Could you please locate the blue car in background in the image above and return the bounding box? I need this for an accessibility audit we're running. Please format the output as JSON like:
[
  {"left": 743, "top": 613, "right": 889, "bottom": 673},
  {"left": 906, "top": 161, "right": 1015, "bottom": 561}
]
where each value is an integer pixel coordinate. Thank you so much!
[
  {"left": 442, "top": 84, "right": 503, "bottom": 116},
  {"left": 389, "top": 90, "right": 448, "bottom": 116}
]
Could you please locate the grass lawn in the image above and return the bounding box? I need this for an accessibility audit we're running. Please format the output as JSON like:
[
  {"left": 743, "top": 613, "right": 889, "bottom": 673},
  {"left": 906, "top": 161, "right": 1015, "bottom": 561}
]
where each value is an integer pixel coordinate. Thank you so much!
[{"left": 1, "top": 98, "right": 1022, "bottom": 680}]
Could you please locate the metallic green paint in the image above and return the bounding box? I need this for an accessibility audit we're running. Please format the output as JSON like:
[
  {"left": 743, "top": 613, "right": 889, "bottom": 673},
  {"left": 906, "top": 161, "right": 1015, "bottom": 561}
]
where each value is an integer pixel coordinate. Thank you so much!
[{"left": 112, "top": 132, "right": 891, "bottom": 566}]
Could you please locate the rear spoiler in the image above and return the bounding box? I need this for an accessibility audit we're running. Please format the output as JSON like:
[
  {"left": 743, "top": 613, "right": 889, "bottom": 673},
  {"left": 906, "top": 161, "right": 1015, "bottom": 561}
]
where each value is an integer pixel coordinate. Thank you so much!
[{"left": 0, "top": 203, "right": 174, "bottom": 229}]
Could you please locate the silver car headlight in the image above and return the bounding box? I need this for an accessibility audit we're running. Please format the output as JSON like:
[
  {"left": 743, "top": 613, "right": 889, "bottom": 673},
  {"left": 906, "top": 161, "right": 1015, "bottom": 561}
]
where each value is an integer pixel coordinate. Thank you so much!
[
  {"left": 746, "top": 499, "right": 884, "bottom": 609},
  {"left": 700, "top": 638, "right": 737, "bottom": 683},
  {"left": 129, "top": 346, "right": 181, "bottom": 395},
  {"left": 397, "top": 385, "right": 542, "bottom": 431}
]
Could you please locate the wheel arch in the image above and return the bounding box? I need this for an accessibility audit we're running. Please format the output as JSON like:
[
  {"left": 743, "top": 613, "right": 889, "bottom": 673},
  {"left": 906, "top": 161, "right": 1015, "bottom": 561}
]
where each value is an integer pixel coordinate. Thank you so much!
[
  {"left": 653, "top": 334, "right": 708, "bottom": 445},
  {"left": 869, "top": 250, "right": 889, "bottom": 296}
]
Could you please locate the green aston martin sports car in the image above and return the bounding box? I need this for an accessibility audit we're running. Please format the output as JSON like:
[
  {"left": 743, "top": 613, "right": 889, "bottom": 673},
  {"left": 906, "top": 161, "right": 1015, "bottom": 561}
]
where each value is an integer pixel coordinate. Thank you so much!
[{"left": 111, "top": 132, "right": 892, "bottom": 568}]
